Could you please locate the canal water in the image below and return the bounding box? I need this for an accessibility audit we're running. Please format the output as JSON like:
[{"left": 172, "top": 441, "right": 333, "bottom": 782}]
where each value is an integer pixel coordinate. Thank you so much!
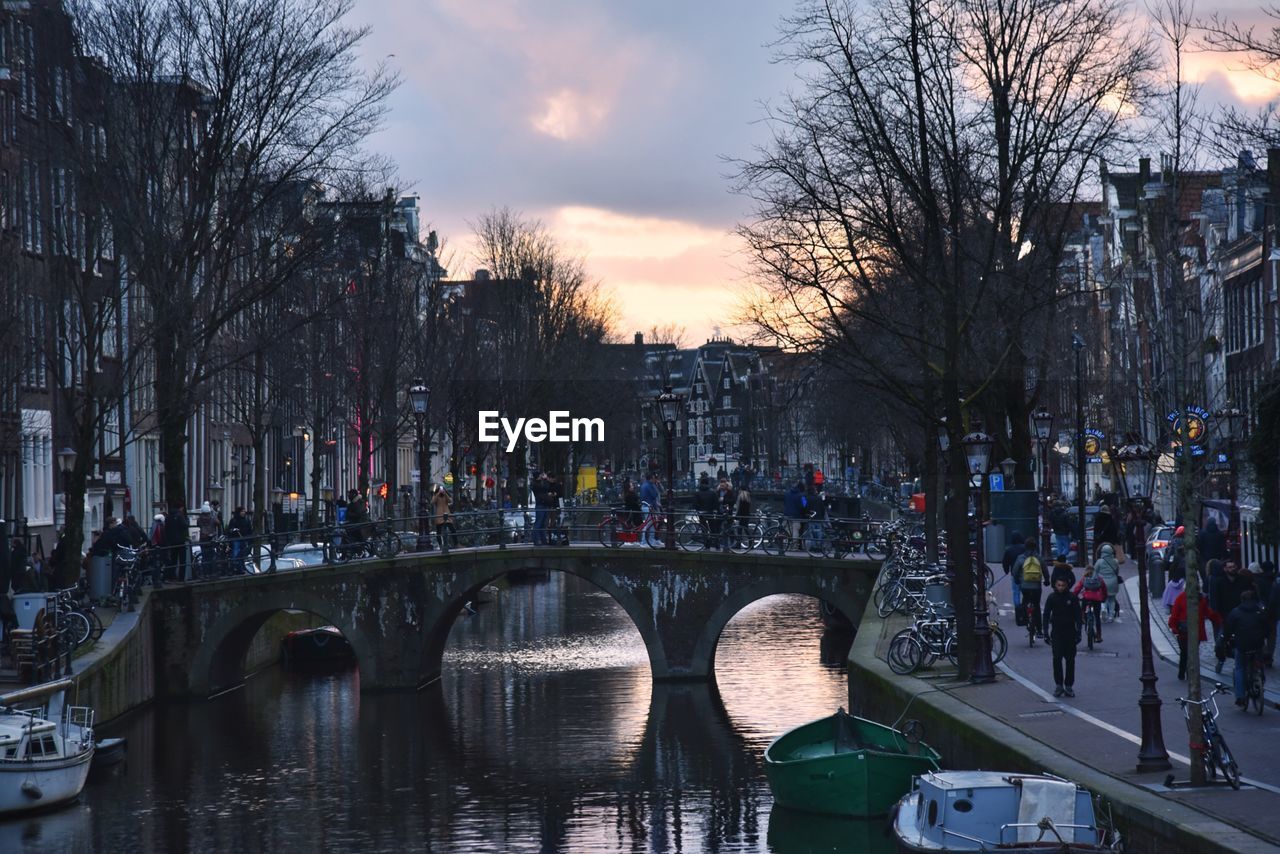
[{"left": 9, "top": 573, "right": 894, "bottom": 852}]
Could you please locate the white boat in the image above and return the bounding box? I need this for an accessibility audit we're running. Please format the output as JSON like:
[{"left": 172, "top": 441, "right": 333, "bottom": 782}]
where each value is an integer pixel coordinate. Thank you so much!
[
  {"left": 892, "top": 770, "right": 1117, "bottom": 852},
  {"left": 0, "top": 678, "right": 95, "bottom": 816}
]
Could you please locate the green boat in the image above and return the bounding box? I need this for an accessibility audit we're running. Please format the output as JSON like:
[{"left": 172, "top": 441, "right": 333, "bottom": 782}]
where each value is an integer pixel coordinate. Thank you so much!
[{"left": 764, "top": 708, "right": 941, "bottom": 817}]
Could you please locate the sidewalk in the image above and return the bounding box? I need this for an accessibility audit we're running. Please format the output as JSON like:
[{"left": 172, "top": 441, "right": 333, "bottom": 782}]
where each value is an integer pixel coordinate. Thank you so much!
[{"left": 850, "top": 565, "right": 1280, "bottom": 852}]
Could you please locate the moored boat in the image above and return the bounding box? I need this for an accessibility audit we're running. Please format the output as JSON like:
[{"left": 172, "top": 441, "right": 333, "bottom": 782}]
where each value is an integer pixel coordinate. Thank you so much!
[
  {"left": 891, "top": 770, "right": 1117, "bottom": 852},
  {"left": 0, "top": 678, "right": 95, "bottom": 816},
  {"left": 764, "top": 708, "right": 941, "bottom": 817},
  {"left": 280, "top": 626, "right": 354, "bottom": 664}
]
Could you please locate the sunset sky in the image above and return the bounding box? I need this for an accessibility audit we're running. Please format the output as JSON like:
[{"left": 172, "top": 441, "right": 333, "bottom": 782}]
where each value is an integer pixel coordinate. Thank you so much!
[{"left": 351, "top": 0, "right": 1279, "bottom": 345}]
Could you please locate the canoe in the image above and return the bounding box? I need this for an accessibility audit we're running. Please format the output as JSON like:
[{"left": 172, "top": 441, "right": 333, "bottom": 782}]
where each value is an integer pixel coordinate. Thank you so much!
[
  {"left": 764, "top": 708, "right": 941, "bottom": 817},
  {"left": 280, "top": 626, "right": 354, "bottom": 664}
]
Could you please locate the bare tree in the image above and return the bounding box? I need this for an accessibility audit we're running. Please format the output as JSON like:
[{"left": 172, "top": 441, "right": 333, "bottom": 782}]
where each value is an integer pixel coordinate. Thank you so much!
[
  {"left": 735, "top": 0, "right": 1154, "bottom": 676},
  {"left": 72, "top": 0, "right": 396, "bottom": 507}
]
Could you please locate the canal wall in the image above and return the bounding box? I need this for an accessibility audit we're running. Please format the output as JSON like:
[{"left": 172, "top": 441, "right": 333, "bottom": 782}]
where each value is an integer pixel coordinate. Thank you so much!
[{"left": 846, "top": 605, "right": 1273, "bottom": 854}]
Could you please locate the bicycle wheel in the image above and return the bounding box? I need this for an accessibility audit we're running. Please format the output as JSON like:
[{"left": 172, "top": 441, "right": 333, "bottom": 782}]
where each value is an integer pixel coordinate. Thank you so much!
[
  {"left": 378, "top": 531, "right": 403, "bottom": 558},
  {"left": 85, "top": 608, "right": 105, "bottom": 642},
  {"left": 865, "top": 538, "right": 889, "bottom": 561},
  {"left": 1215, "top": 735, "right": 1242, "bottom": 789},
  {"left": 599, "top": 520, "right": 622, "bottom": 549},
  {"left": 992, "top": 626, "right": 1008, "bottom": 664},
  {"left": 676, "top": 520, "right": 706, "bottom": 551},
  {"left": 806, "top": 529, "right": 831, "bottom": 557},
  {"left": 64, "top": 610, "right": 92, "bottom": 649},
  {"left": 877, "top": 581, "right": 905, "bottom": 618},
  {"left": 887, "top": 633, "right": 924, "bottom": 675},
  {"left": 762, "top": 525, "right": 788, "bottom": 556}
]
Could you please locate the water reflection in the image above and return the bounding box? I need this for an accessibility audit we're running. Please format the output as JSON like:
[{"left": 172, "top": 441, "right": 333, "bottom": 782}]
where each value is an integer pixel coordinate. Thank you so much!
[{"left": 13, "top": 573, "right": 869, "bottom": 852}]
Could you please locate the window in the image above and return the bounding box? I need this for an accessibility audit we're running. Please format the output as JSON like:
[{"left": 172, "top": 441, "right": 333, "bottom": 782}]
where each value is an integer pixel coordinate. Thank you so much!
[
  {"left": 23, "top": 300, "right": 44, "bottom": 388},
  {"left": 722, "top": 395, "right": 731, "bottom": 408},
  {"left": 21, "top": 409, "right": 53, "bottom": 526},
  {"left": 723, "top": 376, "right": 730, "bottom": 389}
]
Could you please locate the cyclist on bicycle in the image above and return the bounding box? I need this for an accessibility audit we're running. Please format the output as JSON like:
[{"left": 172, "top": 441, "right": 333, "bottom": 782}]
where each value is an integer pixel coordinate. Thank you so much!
[
  {"left": 1224, "top": 590, "right": 1269, "bottom": 708},
  {"left": 1072, "top": 565, "right": 1108, "bottom": 643},
  {"left": 1013, "top": 538, "right": 1046, "bottom": 637},
  {"left": 346, "top": 490, "right": 370, "bottom": 543}
]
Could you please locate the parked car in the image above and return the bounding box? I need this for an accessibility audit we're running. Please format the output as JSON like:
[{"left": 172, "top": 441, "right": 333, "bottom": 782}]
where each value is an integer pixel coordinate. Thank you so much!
[
  {"left": 279, "top": 542, "right": 328, "bottom": 567},
  {"left": 1146, "top": 525, "right": 1176, "bottom": 568}
]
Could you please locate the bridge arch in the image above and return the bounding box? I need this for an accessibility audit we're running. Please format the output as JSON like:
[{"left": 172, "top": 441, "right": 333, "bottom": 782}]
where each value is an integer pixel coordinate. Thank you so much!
[
  {"left": 691, "top": 579, "right": 865, "bottom": 678},
  {"left": 188, "top": 589, "right": 378, "bottom": 697},
  {"left": 420, "top": 555, "right": 670, "bottom": 684}
]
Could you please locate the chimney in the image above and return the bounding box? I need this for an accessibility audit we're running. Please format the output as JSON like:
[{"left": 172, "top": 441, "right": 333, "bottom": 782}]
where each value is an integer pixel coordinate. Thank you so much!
[
  {"left": 474, "top": 269, "right": 490, "bottom": 282},
  {"left": 1138, "top": 157, "right": 1150, "bottom": 185},
  {"left": 634, "top": 332, "right": 644, "bottom": 346}
]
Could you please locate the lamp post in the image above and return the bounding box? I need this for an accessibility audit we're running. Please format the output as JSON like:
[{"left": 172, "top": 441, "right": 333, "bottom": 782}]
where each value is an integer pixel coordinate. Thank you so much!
[
  {"left": 269, "top": 486, "right": 285, "bottom": 573},
  {"left": 321, "top": 485, "right": 334, "bottom": 526},
  {"left": 56, "top": 447, "right": 76, "bottom": 528},
  {"left": 656, "top": 385, "right": 683, "bottom": 551},
  {"left": 1071, "top": 334, "right": 1087, "bottom": 567},
  {"left": 1216, "top": 406, "right": 1243, "bottom": 556},
  {"left": 962, "top": 430, "right": 996, "bottom": 683},
  {"left": 1114, "top": 442, "right": 1171, "bottom": 773},
  {"left": 1032, "top": 409, "right": 1054, "bottom": 558},
  {"left": 409, "top": 382, "right": 432, "bottom": 551}
]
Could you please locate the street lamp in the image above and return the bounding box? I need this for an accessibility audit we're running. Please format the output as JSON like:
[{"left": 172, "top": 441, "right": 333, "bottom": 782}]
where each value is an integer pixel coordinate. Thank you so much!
[
  {"left": 1032, "top": 408, "right": 1054, "bottom": 558},
  {"left": 321, "top": 485, "right": 334, "bottom": 525},
  {"left": 1071, "top": 334, "right": 1087, "bottom": 567},
  {"left": 56, "top": 447, "right": 76, "bottom": 528},
  {"left": 207, "top": 480, "right": 224, "bottom": 506},
  {"left": 1113, "top": 441, "right": 1171, "bottom": 773},
  {"left": 269, "top": 485, "right": 285, "bottom": 573},
  {"left": 999, "top": 458, "right": 1017, "bottom": 482},
  {"left": 962, "top": 430, "right": 996, "bottom": 683},
  {"left": 1216, "top": 406, "right": 1244, "bottom": 544},
  {"left": 656, "top": 385, "right": 683, "bottom": 550},
  {"left": 409, "top": 381, "right": 432, "bottom": 551}
]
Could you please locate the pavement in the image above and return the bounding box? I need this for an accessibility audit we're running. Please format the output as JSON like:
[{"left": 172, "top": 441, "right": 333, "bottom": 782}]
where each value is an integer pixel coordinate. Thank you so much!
[
  {"left": 872, "top": 564, "right": 1280, "bottom": 850},
  {"left": 980, "top": 565, "right": 1280, "bottom": 844}
]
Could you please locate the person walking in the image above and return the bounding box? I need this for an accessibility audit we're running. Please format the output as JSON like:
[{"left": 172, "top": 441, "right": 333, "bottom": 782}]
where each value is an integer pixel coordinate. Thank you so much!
[
  {"left": 1002, "top": 530, "right": 1025, "bottom": 619},
  {"left": 1168, "top": 587, "right": 1223, "bottom": 680},
  {"left": 1092, "top": 505, "right": 1119, "bottom": 559},
  {"left": 1013, "top": 538, "right": 1046, "bottom": 637},
  {"left": 432, "top": 485, "right": 456, "bottom": 549},
  {"left": 345, "top": 490, "right": 370, "bottom": 543},
  {"left": 1043, "top": 576, "right": 1083, "bottom": 697},
  {"left": 1094, "top": 543, "right": 1122, "bottom": 622},
  {"left": 1197, "top": 519, "right": 1228, "bottom": 565},
  {"left": 227, "top": 507, "right": 253, "bottom": 563},
  {"left": 531, "top": 473, "right": 552, "bottom": 546},
  {"left": 639, "top": 473, "right": 662, "bottom": 547},
  {"left": 1050, "top": 502, "right": 1073, "bottom": 559},
  {"left": 1049, "top": 554, "right": 1076, "bottom": 589},
  {"left": 162, "top": 502, "right": 190, "bottom": 582},
  {"left": 784, "top": 481, "right": 808, "bottom": 544},
  {"left": 1224, "top": 590, "right": 1268, "bottom": 708},
  {"left": 694, "top": 475, "right": 718, "bottom": 549}
]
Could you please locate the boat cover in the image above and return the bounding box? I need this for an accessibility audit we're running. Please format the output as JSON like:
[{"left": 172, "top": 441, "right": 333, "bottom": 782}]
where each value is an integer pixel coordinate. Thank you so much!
[{"left": 1016, "top": 777, "right": 1078, "bottom": 843}]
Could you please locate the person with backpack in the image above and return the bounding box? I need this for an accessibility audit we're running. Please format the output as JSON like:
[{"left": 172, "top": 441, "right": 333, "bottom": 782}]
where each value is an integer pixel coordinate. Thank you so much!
[
  {"left": 1044, "top": 576, "right": 1083, "bottom": 697},
  {"left": 1073, "top": 565, "right": 1108, "bottom": 643},
  {"left": 1002, "top": 530, "right": 1026, "bottom": 616},
  {"left": 1094, "top": 543, "right": 1122, "bottom": 622},
  {"left": 1013, "top": 537, "right": 1046, "bottom": 637}
]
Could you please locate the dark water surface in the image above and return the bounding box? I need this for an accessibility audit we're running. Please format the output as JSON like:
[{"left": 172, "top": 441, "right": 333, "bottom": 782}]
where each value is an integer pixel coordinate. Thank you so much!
[{"left": 8, "top": 574, "right": 895, "bottom": 852}]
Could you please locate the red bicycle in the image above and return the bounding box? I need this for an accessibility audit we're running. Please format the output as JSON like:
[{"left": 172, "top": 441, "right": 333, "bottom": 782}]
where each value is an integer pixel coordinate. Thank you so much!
[{"left": 598, "top": 506, "right": 667, "bottom": 549}]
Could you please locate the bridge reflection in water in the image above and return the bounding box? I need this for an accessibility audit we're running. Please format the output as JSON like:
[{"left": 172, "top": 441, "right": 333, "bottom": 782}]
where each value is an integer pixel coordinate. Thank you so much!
[{"left": 76, "top": 572, "right": 895, "bottom": 853}]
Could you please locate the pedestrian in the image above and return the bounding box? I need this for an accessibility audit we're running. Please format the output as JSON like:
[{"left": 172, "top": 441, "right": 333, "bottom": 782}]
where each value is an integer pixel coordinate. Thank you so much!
[
  {"left": 432, "top": 485, "right": 456, "bottom": 548},
  {"left": 1094, "top": 543, "right": 1122, "bottom": 621},
  {"left": 1050, "top": 502, "right": 1072, "bottom": 561},
  {"left": 1013, "top": 538, "right": 1045, "bottom": 637},
  {"left": 122, "top": 514, "right": 148, "bottom": 548},
  {"left": 622, "top": 479, "right": 643, "bottom": 528},
  {"left": 1043, "top": 576, "right": 1083, "bottom": 698},
  {"left": 345, "top": 490, "right": 370, "bottom": 543},
  {"left": 531, "top": 472, "right": 551, "bottom": 546},
  {"left": 196, "top": 502, "right": 218, "bottom": 575},
  {"left": 694, "top": 475, "right": 718, "bottom": 548},
  {"left": 1092, "top": 505, "right": 1119, "bottom": 559},
  {"left": 784, "top": 481, "right": 807, "bottom": 542},
  {"left": 717, "top": 479, "right": 737, "bottom": 548},
  {"left": 1049, "top": 553, "right": 1076, "bottom": 589},
  {"left": 639, "top": 473, "right": 662, "bottom": 547},
  {"left": 1002, "top": 530, "right": 1025, "bottom": 616},
  {"left": 227, "top": 507, "right": 253, "bottom": 561},
  {"left": 734, "top": 486, "right": 752, "bottom": 526},
  {"left": 1224, "top": 590, "right": 1268, "bottom": 708},
  {"left": 1197, "top": 519, "right": 1227, "bottom": 565},
  {"left": 1073, "top": 565, "right": 1108, "bottom": 642},
  {"left": 149, "top": 512, "right": 166, "bottom": 547},
  {"left": 162, "top": 502, "right": 190, "bottom": 582},
  {"left": 805, "top": 483, "right": 826, "bottom": 549},
  {"left": 1168, "top": 587, "right": 1222, "bottom": 680}
]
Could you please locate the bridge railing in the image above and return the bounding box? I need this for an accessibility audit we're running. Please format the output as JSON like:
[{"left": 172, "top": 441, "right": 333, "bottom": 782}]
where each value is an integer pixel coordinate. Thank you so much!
[{"left": 106, "top": 509, "right": 902, "bottom": 589}]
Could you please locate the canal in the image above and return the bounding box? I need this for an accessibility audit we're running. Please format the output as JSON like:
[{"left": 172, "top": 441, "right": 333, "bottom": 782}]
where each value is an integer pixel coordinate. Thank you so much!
[{"left": 11, "top": 573, "right": 891, "bottom": 852}]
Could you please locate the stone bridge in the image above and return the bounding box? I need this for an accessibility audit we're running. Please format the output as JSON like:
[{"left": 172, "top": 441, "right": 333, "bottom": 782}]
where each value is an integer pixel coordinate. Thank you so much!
[{"left": 150, "top": 546, "right": 878, "bottom": 698}]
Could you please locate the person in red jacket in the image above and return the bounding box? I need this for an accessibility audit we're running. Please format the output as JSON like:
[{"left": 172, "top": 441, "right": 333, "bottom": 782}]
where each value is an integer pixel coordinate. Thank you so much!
[
  {"left": 1073, "top": 565, "right": 1108, "bottom": 643},
  {"left": 1169, "top": 589, "right": 1223, "bottom": 681}
]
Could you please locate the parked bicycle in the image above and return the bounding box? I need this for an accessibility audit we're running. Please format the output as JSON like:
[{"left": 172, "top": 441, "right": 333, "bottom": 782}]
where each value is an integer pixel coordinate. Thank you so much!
[
  {"left": 1175, "top": 683, "right": 1242, "bottom": 789},
  {"left": 599, "top": 505, "right": 666, "bottom": 549},
  {"left": 334, "top": 521, "right": 405, "bottom": 561}
]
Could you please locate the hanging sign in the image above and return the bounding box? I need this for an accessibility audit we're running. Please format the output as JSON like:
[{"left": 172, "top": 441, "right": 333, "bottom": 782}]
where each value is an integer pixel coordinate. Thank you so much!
[
  {"left": 1167, "top": 406, "right": 1209, "bottom": 457},
  {"left": 1082, "top": 429, "right": 1105, "bottom": 463}
]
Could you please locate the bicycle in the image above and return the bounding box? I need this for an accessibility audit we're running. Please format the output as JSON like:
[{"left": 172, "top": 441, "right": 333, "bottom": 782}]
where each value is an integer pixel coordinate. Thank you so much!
[
  {"left": 1085, "top": 604, "right": 1105, "bottom": 650},
  {"left": 1175, "top": 683, "right": 1242, "bottom": 789},
  {"left": 599, "top": 506, "right": 665, "bottom": 549}
]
